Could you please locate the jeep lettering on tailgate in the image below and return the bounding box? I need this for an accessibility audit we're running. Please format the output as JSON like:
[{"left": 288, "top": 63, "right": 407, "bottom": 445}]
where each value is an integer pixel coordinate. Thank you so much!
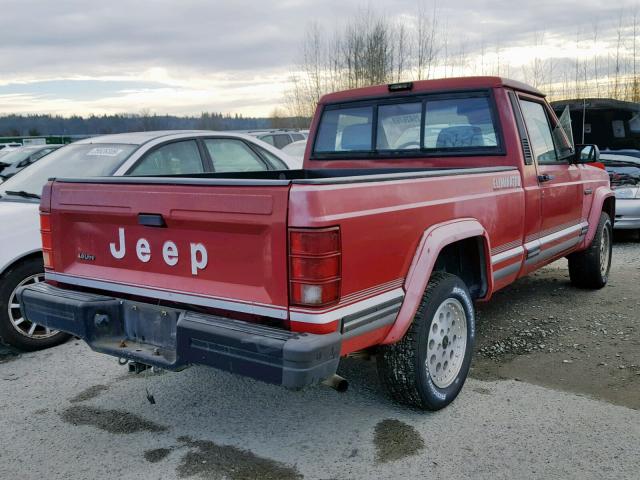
[{"left": 109, "top": 227, "right": 208, "bottom": 275}]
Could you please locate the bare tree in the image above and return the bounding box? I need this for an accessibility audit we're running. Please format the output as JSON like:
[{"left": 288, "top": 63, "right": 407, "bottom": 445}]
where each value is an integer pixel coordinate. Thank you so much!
[{"left": 416, "top": 1, "right": 439, "bottom": 79}]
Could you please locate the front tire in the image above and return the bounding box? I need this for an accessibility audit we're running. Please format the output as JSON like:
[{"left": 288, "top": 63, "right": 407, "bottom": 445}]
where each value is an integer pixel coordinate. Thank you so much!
[
  {"left": 0, "top": 257, "right": 70, "bottom": 351},
  {"left": 568, "top": 212, "right": 612, "bottom": 289},
  {"left": 377, "top": 272, "right": 475, "bottom": 411}
]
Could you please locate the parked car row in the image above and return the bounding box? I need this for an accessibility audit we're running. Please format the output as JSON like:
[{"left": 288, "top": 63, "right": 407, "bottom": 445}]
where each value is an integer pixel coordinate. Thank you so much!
[
  {"left": 246, "top": 129, "right": 307, "bottom": 149},
  {"left": 0, "top": 144, "right": 61, "bottom": 181},
  {"left": 0, "top": 130, "right": 298, "bottom": 350}
]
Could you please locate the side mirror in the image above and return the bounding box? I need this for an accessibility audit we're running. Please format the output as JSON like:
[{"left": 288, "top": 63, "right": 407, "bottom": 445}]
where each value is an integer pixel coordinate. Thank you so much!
[{"left": 574, "top": 144, "right": 600, "bottom": 164}]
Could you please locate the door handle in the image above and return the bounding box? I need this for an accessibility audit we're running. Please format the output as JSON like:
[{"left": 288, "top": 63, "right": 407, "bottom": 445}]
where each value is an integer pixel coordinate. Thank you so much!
[
  {"left": 584, "top": 188, "right": 593, "bottom": 195},
  {"left": 138, "top": 213, "right": 166, "bottom": 227},
  {"left": 538, "top": 174, "right": 555, "bottom": 183}
]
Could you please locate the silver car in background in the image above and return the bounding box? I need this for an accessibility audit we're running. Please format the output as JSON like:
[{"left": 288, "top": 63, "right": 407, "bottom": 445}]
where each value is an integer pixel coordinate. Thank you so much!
[{"left": 601, "top": 153, "right": 640, "bottom": 234}]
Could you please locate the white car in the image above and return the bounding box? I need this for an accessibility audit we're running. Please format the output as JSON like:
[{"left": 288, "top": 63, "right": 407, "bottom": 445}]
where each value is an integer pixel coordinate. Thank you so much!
[
  {"left": 281, "top": 139, "right": 307, "bottom": 161},
  {"left": 0, "top": 143, "right": 22, "bottom": 160},
  {"left": 246, "top": 130, "right": 307, "bottom": 149},
  {"left": 0, "top": 130, "right": 297, "bottom": 351}
]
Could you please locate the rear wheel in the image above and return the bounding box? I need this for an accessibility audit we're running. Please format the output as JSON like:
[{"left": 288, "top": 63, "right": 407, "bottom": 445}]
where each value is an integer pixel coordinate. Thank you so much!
[
  {"left": 568, "top": 212, "right": 612, "bottom": 289},
  {"left": 0, "top": 257, "right": 70, "bottom": 351},
  {"left": 377, "top": 272, "right": 475, "bottom": 410}
]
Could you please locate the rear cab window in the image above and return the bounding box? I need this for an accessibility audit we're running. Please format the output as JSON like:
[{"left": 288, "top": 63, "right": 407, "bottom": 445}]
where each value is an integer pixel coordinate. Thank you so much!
[{"left": 312, "top": 91, "right": 502, "bottom": 159}]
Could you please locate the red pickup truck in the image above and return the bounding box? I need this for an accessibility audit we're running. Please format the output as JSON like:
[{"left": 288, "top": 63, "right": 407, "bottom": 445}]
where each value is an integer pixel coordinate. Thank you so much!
[{"left": 19, "top": 77, "right": 614, "bottom": 410}]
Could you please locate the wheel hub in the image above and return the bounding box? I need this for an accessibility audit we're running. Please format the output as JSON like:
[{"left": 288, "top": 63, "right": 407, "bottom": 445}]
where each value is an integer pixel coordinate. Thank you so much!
[
  {"left": 8, "top": 273, "right": 59, "bottom": 339},
  {"left": 425, "top": 297, "right": 468, "bottom": 389},
  {"left": 600, "top": 225, "right": 610, "bottom": 276}
]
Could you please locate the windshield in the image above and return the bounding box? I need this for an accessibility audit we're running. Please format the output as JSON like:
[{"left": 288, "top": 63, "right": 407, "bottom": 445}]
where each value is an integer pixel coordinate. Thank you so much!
[
  {"left": 0, "top": 143, "right": 136, "bottom": 198},
  {"left": 601, "top": 154, "right": 640, "bottom": 166},
  {"left": 0, "top": 149, "right": 34, "bottom": 165}
]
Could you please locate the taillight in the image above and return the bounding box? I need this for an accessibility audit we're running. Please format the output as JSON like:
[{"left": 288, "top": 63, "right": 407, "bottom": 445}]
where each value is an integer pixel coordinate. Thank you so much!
[
  {"left": 40, "top": 212, "right": 54, "bottom": 270},
  {"left": 289, "top": 227, "right": 341, "bottom": 307}
]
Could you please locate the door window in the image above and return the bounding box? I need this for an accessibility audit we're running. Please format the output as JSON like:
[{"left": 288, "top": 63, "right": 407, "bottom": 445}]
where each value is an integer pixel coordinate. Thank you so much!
[
  {"left": 272, "top": 134, "right": 291, "bottom": 149},
  {"left": 519, "top": 100, "right": 557, "bottom": 164},
  {"left": 204, "top": 138, "right": 268, "bottom": 172},
  {"left": 255, "top": 145, "right": 288, "bottom": 169},
  {"left": 129, "top": 140, "right": 204, "bottom": 175},
  {"left": 259, "top": 135, "right": 275, "bottom": 146}
]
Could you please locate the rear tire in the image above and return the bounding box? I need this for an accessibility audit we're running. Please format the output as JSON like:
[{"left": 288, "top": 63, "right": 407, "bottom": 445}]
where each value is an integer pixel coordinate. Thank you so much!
[
  {"left": 568, "top": 212, "right": 612, "bottom": 289},
  {"left": 0, "top": 257, "right": 70, "bottom": 351},
  {"left": 377, "top": 272, "right": 475, "bottom": 411}
]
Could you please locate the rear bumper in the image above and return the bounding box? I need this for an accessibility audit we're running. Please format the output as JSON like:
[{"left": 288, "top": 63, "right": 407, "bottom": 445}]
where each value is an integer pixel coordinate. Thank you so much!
[
  {"left": 17, "top": 282, "right": 341, "bottom": 389},
  {"left": 614, "top": 199, "right": 640, "bottom": 229}
]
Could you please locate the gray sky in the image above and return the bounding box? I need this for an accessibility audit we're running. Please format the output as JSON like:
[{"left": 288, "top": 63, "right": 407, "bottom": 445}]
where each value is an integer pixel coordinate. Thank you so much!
[{"left": 0, "top": 0, "right": 637, "bottom": 116}]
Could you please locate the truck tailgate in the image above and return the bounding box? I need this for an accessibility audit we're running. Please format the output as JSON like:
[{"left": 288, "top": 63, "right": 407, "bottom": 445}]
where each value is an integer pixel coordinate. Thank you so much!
[{"left": 45, "top": 180, "right": 291, "bottom": 319}]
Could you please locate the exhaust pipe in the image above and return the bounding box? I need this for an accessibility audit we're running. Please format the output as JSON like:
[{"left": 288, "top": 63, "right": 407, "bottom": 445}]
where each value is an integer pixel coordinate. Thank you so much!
[{"left": 322, "top": 374, "right": 348, "bottom": 392}]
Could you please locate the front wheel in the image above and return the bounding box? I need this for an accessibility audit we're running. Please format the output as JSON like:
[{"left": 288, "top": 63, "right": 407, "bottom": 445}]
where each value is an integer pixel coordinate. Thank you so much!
[
  {"left": 0, "top": 257, "right": 70, "bottom": 351},
  {"left": 377, "top": 272, "right": 475, "bottom": 411},
  {"left": 568, "top": 212, "right": 612, "bottom": 289}
]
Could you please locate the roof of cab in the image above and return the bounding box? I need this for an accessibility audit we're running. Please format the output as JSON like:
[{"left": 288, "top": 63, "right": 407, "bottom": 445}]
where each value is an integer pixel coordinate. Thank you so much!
[{"left": 319, "top": 76, "right": 544, "bottom": 104}]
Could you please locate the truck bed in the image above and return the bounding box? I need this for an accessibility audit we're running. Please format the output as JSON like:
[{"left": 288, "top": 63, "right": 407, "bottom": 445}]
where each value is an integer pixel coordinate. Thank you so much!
[{"left": 41, "top": 164, "right": 525, "bottom": 340}]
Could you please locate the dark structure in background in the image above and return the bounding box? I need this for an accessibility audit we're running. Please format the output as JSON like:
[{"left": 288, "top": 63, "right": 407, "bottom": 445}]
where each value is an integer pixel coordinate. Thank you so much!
[{"left": 551, "top": 99, "right": 640, "bottom": 151}]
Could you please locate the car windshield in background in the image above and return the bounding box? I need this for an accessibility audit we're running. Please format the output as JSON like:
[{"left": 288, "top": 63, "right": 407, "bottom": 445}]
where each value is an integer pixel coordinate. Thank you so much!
[
  {"left": 601, "top": 154, "right": 640, "bottom": 166},
  {"left": 0, "top": 143, "right": 136, "bottom": 198},
  {"left": 313, "top": 94, "right": 500, "bottom": 156},
  {"left": 0, "top": 149, "right": 33, "bottom": 165},
  {"left": 600, "top": 155, "right": 640, "bottom": 189}
]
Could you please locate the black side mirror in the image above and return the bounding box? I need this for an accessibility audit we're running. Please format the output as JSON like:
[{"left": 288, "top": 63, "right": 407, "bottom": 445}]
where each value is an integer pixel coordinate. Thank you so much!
[{"left": 574, "top": 144, "right": 600, "bottom": 164}]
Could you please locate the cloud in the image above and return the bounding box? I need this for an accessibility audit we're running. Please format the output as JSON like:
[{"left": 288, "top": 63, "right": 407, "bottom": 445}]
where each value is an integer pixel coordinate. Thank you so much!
[{"left": 0, "top": 0, "right": 637, "bottom": 116}]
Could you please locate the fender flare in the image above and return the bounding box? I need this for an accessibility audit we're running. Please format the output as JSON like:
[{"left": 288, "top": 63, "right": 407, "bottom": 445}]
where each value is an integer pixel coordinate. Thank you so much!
[
  {"left": 381, "top": 218, "right": 492, "bottom": 345},
  {"left": 581, "top": 187, "right": 615, "bottom": 248}
]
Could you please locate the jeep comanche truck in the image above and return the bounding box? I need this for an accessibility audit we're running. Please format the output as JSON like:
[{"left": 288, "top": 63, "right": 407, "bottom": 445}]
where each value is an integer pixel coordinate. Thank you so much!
[{"left": 18, "top": 77, "right": 614, "bottom": 410}]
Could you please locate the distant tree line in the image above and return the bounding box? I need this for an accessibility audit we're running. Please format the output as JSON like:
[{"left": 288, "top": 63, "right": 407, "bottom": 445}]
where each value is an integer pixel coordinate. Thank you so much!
[
  {"left": 285, "top": 3, "right": 640, "bottom": 118},
  {"left": 0, "top": 111, "right": 308, "bottom": 137}
]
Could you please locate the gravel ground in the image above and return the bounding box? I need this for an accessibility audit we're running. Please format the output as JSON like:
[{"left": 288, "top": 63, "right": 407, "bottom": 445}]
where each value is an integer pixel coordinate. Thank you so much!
[
  {"left": 1, "top": 238, "right": 639, "bottom": 479},
  {"left": 473, "top": 234, "right": 640, "bottom": 409}
]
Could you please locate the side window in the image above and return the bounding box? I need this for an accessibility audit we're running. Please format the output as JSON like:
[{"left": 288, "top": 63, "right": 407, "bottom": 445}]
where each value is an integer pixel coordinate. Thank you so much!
[
  {"left": 519, "top": 100, "right": 558, "bottom": 164},
  {"left": 31, "top": 148, "right": 53, "bottom": 162},
  {"left": 259, "top": 135, "right": 275, "bottom": 146},
  {"left": 377, "top": 102, "right": 421, "bottom": 150},
  {"left": 204, "top": 138, "right": 267, "bottom": 172},
  {"left": 291, "top": 133, "right": 304, "bottom": 141},
  {"left": 315, "top": 106, "right": 374, "bottom": 152},
  {"left": 272, "top": 134, "right": 291, "bottom": 149},
  {"left": 255, "top": 146, "right": 288, "bottom": 169},
  {"left": 424, "top": 97, "right": 497, "bottom": 149},
  {"left": 129, "top": 140, "right": 204, "bottom": 175}
]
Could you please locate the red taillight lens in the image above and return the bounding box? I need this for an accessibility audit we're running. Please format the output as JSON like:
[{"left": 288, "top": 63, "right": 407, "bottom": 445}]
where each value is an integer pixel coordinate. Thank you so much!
[
  {"left": 290, "top": 255, "right": 340, "bottom": 280},
  {"left": 289, "top": 227, "right": 341, "bottom": 307},
  {"left": 290, "top": 228, "right": 340, "bottom": 255},
  {"left": 40, "top": 212, "right": 54, "bottom": 270}
]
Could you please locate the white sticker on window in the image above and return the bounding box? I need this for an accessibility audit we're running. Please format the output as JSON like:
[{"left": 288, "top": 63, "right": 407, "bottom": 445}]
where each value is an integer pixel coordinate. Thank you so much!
[{"left": 87, "top": 147, "right": 123, "bottom": 157}]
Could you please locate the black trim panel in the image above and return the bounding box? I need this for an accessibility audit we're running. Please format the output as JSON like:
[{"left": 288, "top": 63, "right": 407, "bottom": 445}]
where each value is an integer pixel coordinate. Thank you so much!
[{"left": 52, "top": 166, "right": 517, "bottom": 187}]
